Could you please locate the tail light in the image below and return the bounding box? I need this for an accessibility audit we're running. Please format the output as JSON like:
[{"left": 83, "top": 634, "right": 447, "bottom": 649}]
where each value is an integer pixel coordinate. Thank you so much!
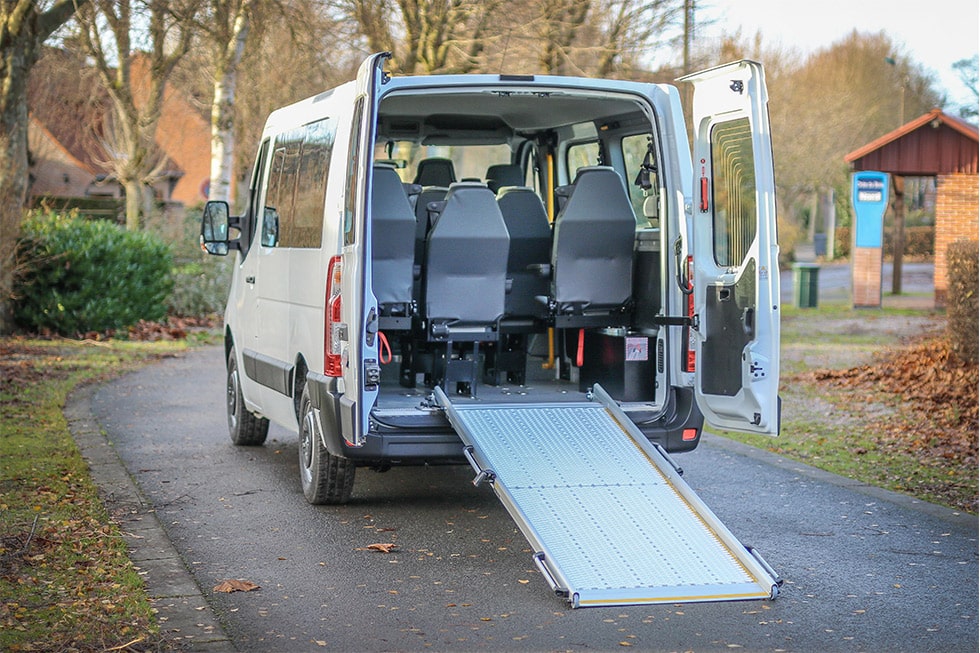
[
  {"left": 324, "top": 256, "right": 343, "bottom": 377},
  {"left": 684, "top": 254, "right": 696, "bottom": 373}
]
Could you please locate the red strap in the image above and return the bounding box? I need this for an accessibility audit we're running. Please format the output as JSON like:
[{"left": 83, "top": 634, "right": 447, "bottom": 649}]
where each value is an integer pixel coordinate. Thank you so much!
[
  {"left": 378, "top": 331, "right": 392, "bottom": 365},
  {"left": 576, "top": 328, "right": 585, "bottom": 367}
]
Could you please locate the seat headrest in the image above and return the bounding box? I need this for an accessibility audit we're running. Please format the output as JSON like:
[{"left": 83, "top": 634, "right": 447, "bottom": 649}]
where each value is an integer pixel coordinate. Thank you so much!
[
  {"left": 414, "top": 158, "right": 457, "bottom": 187},
  {"left": 485, "top": 164, "right": 524, "bottom": 193}
]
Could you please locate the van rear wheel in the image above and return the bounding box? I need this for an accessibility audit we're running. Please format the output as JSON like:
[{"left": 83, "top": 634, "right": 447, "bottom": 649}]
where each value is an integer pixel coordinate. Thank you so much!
[
  {"left": 226, "top": 347, "right": 269, "bottom": 446},
  {"left": 298, "top": 385, "right": 354, "bottom": 504}
]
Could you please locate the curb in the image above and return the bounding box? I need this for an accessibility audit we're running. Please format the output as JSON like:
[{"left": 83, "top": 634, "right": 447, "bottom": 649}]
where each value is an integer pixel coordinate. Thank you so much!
[{"left": 65, "top": 383, "right": 237, "bottom": 652}]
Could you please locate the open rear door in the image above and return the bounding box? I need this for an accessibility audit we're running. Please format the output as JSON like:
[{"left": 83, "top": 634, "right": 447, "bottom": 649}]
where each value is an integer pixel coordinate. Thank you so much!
[
  {"left": 338, "top": 52, "right": 390, "bottom": 446},
  {"left": 683, "top": 61, "right": 780, "bottom": 436}
]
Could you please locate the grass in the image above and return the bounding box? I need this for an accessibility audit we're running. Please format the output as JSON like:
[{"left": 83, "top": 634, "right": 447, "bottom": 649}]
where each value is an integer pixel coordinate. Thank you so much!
[
  {"left": 0, "top": 337, "right": 191, "bottom": 652},
  {"left": 714, "top": 301, "right": 978, "bottom": 514}
]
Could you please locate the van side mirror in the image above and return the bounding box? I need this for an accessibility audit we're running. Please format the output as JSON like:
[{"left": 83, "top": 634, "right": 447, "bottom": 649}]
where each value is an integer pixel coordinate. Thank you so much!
[{"left": 201, "top": 201, "right": 231, "bottom": 256}]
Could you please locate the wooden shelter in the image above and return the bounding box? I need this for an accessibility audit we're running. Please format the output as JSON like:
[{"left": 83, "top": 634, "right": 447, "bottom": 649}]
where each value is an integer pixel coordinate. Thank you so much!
[{"left": 846, "top": 109, "right": 978, "bottom": 305}]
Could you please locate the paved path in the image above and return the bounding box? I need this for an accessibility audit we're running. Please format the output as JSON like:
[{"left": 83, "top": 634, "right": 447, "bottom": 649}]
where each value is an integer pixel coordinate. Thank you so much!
[{"left": 71, "top": 341, "right": 977, "bottom": 652}]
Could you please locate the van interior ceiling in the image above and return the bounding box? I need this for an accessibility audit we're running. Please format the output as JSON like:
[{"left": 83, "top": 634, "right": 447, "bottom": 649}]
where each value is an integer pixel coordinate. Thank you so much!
[{"left": 369, "top": 87, "right": 668, "bottom": 415}]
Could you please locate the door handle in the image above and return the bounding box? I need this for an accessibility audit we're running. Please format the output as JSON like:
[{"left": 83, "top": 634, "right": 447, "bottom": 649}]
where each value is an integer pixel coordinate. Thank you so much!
[{"left": 245, "top": 276, "right": 256, "bottom": 284}]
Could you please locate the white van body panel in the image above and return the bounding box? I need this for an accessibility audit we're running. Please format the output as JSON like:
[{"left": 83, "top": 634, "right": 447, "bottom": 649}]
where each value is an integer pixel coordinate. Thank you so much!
[{"left": 685, "top": 60, "right": 781, "bottom": 435}]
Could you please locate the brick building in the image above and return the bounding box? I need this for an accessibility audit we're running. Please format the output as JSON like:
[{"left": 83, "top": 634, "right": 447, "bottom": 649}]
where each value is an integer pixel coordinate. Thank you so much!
[
  {"left": 846, "top": 109, "right": 979, "bottom": 306},
  {"left": 28, "top": 50, "right": 212, "bottom": 215}
]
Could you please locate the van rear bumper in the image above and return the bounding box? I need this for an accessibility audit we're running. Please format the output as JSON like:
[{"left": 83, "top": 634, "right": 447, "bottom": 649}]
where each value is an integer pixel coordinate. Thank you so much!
[
  {"left": 308, "top": 372, "right": 465, "bottom": 464},
  {"left": 308, "top": 372, "right": 704, "bottom": 464}
]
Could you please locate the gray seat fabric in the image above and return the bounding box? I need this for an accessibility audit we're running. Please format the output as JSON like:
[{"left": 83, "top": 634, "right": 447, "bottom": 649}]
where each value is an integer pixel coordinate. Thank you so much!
[
  {"left": 486, "top": 164, "right": 524, "bottom": 193},
  {"left": 413, "top": 158, "right": 456, "bottom": 187},
  {"left": 371, "top": 165, "right": 417, "bottom": 320},
  {"left": 423, "top": 182, "right": 510, "bottom": 333},
  {"left": 496, "top": 187, "right": 552, "bottom": 319},
  {"left": 413, "top": 186, "right": 449, "bottom": 270},
  {"left": 551, "top": 166, "right": 635, "bottom": 320}
]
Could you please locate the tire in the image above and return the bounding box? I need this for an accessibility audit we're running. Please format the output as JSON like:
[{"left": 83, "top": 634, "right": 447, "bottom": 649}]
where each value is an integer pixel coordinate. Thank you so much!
[
  {"left": 298, "top": 384, "right": 355, "bottom": 504},
  {"left": 226, "top": 347, "right": 269, "bottom": 446}
]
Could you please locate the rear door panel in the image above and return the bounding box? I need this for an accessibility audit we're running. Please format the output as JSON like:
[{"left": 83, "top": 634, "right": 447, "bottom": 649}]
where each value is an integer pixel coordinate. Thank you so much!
[{"left": 683, "top": 61, "right": 781, "bottom": 436}]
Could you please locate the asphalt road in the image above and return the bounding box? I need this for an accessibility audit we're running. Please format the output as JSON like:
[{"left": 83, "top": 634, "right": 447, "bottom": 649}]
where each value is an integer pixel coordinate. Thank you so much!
[
  {"left": 778, "top": 260, "right": 935, "bottom": 305},
  {"left": 88, "top": 344, "right": 977, "bottom": 652}
]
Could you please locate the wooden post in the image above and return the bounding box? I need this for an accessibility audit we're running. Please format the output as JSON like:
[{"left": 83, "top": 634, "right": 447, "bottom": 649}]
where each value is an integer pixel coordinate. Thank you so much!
[{"left": 891, "top": 175, "right": 905, "bottom": 295}]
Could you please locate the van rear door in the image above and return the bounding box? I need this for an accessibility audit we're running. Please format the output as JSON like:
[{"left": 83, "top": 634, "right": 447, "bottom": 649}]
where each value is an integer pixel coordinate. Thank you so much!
[
  {"left": 683, "top": 60, "right": 781, "bottom": 436},
  {"left": 337, "top": 52, "right": 390, "bottom": 447}
]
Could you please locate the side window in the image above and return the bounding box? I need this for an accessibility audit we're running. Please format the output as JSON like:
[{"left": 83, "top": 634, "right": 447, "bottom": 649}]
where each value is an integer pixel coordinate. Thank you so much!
[
  {"left": 709, "top": 117, "right": 757, "bottom": 267},
  {"left": 566, "top": 141, "right": 600, "bottom": 181},
  {"left": 622, "top": 134, "right": 655, "bottom": 227},
  {"left": 242, "top": 139, "right": 270, "bottom": 257},
  {"left": 263, "top": 118, "right": 334, "bottom": 249},
  {"left": 344, "top": 98, "right": 365, "bottom": 246}
]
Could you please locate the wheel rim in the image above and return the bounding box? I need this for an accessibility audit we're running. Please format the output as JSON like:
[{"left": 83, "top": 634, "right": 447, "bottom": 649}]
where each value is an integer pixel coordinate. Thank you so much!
[
  {"left": 227, "top": 366, "right": 240, "bottom": 431},
  {"left": 299, "top": 407, "right": 315, "bottom": 485}
]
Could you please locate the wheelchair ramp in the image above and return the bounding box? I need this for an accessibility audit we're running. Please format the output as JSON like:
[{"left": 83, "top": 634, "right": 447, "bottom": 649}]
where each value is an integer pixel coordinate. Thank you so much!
[{"left": 434, "top": 385, "right": 780, "bottom": 608}]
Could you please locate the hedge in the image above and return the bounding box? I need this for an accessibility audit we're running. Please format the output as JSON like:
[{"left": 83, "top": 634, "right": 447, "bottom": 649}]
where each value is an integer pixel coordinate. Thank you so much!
[{"left": 14, "top": 211, "right": 174, "bottom": 335}]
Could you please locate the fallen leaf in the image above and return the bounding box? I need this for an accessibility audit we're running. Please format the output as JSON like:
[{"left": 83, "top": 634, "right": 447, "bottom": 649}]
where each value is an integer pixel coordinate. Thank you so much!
[
  {"left": 366, "top": 543, "right": 398, "bottom": 553},
  {"left": 213, "top": 579, "right": 260, "bottom": 593}
]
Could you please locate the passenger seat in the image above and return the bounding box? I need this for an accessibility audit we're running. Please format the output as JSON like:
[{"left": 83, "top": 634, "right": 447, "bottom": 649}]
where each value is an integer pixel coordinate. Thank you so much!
[
  {"left": 419, "top": 182, "right": 510, "bottom": 393},
  {"left": 549, "top": 166, "right": 635, "bottom": 327},
  {"left": 371, "top": 165, "right": 417, "bottom": 330}
]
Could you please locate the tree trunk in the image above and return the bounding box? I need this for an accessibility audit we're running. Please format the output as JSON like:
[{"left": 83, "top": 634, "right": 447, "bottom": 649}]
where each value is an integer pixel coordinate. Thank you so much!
[
  {"left": 0, "top": 27, "right": 36, "bottom": 333},
  {"left": 209, "top": 1, "right": 250, "bottom": 206},
  {"left": 0, "top": 0, "right": 87, "bottom": 333},
  {"left": 124, "top": 178, "right": 142, "bottom": 231}
]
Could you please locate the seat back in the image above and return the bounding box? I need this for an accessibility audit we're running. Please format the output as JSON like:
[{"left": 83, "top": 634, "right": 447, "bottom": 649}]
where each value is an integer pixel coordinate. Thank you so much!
[
  {"left": 486, "top": 164, "right": 524, "bottom": 193},
  {"left": 424, "top": 182, "right": 510, "bottom": 329},
  {"left": 551, "top": 166, "right": 636, "bottom": 313},
  {"left": 371, "top": 165, "right": 417, "bottom": 313},
  {"left": 496, "top": 187, "right": 552, "bottom": 318},
  {"left": 413, "top": 186, "right": 449, "bottom": 268},
  {"left": 414, "top": 157, "right": 456, "bottom": 187}
]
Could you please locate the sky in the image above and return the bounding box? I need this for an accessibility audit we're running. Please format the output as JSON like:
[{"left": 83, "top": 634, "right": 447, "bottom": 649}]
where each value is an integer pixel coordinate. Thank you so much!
[{"left": 695, "top": 0, "right": 979, "bottom": 112}]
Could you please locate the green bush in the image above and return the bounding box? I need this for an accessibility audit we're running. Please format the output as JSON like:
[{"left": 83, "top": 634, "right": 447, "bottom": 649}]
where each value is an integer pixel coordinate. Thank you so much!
[
  {"left": 14, "top": 211, "right": 174, "bottom": 335},
  {"left": 167, "top": 258, "right": 232, "bottom": 317}
]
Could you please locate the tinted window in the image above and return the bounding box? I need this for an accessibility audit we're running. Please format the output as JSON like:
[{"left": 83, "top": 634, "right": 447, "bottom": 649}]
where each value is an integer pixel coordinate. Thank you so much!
[
  {"left": 344, "top": 99, "right": 364, "bottom": 246},
  {"left": 263, "top": 118, "right": 334, "bottom": 249},
  {"left": 566, "top": 141, "right": 600, "bottom": 180},
  {"left": 622, "top": 133, "right": 655, "bottom": 227},
  {"left": 710, "top": 117, "right": 756, "bottom": 266}
]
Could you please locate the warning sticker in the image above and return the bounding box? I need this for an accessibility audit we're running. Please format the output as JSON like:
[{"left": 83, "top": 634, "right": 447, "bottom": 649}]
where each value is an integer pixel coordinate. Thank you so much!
[{"left": 625, "top": 337, "right": 649, "bottom": 362}]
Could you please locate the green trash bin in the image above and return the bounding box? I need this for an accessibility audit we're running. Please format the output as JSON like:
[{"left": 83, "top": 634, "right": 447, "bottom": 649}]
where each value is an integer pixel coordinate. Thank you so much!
[{"left": 793, "top": 263, "right": 819, "bottom": 308}]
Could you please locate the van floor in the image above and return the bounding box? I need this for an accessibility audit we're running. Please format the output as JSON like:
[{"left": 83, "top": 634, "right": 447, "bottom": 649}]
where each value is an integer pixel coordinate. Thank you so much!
[{"left": 377, "top": 350, "right": 589, "bottom": 411}]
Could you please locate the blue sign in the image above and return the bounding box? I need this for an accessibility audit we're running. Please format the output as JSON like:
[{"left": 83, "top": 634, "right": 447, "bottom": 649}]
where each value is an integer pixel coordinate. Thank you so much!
[{"left": 851, "top": 171, "right": 889, "bottom": 248}]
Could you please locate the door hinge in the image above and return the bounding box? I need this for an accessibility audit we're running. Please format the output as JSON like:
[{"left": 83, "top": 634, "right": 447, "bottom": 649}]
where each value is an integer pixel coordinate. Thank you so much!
[
  {"left": 364, "top": 358, "right": 380, "bottom": 390},
  {"left": 652, "top": 315, "right": 694, "bottom": 327}
]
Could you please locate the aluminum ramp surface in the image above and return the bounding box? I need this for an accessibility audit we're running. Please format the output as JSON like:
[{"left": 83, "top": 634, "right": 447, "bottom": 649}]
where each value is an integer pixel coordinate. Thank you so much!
[{"left": 434, "top": 385, "right": 780, "bottom": 608}]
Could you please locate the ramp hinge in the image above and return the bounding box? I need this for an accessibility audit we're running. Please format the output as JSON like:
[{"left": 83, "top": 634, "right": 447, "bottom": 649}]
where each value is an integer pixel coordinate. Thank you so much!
[
  {"left": 653, "top": 442, "right": 684, "bottom": 476},
  {"left": 462, "top": 445, "right": 495, "bottom": 487}
]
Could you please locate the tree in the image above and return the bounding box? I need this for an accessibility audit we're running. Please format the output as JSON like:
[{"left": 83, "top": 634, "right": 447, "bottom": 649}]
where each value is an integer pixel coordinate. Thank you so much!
[
  {"left": 202, "top": 0, "right": 252, "bottom": 205},
  {"left": 952, "top": 56, "right": 978, "bottom": 120},
  {"left": 75, "top": 0, "right": 195, "bottom": 230},
  {"left": 339, "top": 0, "right": 501, "bottom": 74},
  {"left": 1, "top": 0, "right": 86, "bottom": 333}
]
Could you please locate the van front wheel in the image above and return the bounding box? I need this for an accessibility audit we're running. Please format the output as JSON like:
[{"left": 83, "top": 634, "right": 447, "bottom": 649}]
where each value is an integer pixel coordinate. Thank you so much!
[
  {"left": 298, "top": 385, "right": 355, "bottom": 504},
  {"left": 227, "top": 347, "right": 269, "bottom": 446}
]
